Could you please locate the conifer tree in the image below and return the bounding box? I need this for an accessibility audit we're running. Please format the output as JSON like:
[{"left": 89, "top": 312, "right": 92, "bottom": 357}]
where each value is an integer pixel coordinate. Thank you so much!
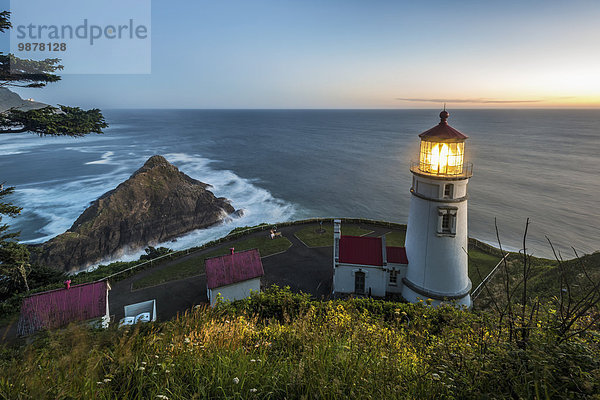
[{"left": 0, "top": 184, "right": 30, "bottom": 293}]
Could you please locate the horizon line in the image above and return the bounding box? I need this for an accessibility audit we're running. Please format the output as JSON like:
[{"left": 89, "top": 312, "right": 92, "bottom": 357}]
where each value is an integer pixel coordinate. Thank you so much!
[{"left": 101, "top": 107, "right": 600, "bottom": 111}]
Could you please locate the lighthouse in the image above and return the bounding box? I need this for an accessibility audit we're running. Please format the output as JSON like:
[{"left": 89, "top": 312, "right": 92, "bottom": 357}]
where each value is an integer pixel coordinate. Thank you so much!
[{"left": 402, "top": 110, "right": 473, "bottom": 307}]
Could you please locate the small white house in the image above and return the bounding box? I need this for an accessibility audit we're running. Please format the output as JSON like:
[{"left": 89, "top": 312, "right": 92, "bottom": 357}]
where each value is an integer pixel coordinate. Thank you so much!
[
  {"left": 333, "top": 220, "right": 408, "bottom": 297},
  {"left": 206, "top": 248, "right": 264, "bottom": 306}
]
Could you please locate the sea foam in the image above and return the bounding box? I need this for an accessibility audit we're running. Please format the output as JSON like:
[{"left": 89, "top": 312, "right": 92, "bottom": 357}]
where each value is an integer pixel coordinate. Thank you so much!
[{"left": 11, "top": 147, "right": 298, "bottom": 268}]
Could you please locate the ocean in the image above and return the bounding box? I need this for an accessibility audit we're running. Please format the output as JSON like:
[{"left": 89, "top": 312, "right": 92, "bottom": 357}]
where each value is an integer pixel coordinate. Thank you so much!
[{"left": 1, "top": 109, "right": 598, "bottom": 261}]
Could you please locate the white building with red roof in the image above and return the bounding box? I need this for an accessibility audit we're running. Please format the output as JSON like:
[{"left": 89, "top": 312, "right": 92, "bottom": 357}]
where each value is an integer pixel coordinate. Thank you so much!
[
  {"left": 205, "top": 248, "right": 264, "bottom": 306},
  {"left": 332, "top": 220, "right": 408, "bottom": 297}
]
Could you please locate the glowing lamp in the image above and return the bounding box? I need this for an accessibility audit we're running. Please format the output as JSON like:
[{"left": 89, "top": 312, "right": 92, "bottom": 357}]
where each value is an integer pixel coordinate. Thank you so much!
[
  {"left": 419, "top": 138, "right": 464, "bottom": 175},
  {"left": 415, "top": 110, "right": 469, "bottom": 176}
]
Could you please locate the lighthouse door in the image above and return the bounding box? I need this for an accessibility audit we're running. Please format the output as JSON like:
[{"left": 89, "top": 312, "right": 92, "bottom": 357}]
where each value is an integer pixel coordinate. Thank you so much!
[{"left": 354, "top": 271, "right": 365, "bottom": 294}]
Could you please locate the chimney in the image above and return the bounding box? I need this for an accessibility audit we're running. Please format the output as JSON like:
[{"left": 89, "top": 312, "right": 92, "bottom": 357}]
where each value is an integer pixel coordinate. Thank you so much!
[
  {"left": 64, "top": 280, "right": 71, "bottom": 289},
  {"left": 333, "top": 219, "right": 341, "bottom": 263},
  {"left": 382, "top": 235, "right": 387, "bottom": 266},
  {"left": 230, "top": 248, "right": 235, "bottom": 255}
]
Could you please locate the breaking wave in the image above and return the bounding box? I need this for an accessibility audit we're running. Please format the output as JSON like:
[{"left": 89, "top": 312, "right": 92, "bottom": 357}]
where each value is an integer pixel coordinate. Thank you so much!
[{"left": 9, "top": 146, "right": 298, "bottom": 266}]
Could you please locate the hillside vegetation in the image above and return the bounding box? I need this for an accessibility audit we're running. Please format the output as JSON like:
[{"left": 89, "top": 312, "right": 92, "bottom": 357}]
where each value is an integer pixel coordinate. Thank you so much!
[
  {"left": 475, "top": 251, "right": 600, "bottom": 308},
  {"left": 1, "top": 287, "right": 599, "bottom": 399}
]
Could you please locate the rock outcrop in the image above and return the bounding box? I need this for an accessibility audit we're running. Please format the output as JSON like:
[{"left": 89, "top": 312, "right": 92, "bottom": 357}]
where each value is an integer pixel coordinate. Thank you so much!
[{"left": 34, "top": 155, "right": 235, "bottom": 272}]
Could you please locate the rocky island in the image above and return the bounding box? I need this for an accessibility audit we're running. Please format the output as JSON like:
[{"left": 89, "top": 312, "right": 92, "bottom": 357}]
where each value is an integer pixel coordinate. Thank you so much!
[{"left": 34, "top": 155, "right": 236, "bottom": 272}]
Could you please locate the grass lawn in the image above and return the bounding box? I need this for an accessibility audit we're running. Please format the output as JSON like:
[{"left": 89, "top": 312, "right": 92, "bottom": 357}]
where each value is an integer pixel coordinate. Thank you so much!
[
  {"left": 468, "top": 247, "right": 502, "bottom": 288},
  {"left": 294, "top": 224, "right": 373, "bottom": 247},
  {"left": 132, "top": 235, "right": 292, "bottom": 290},
  {"left": 385, "top": 230, "right": 406, "bottom": 247}
]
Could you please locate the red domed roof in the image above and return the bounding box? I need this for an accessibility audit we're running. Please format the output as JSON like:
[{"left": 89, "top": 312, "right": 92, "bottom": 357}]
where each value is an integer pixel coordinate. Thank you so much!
[{"left": 419, "top": 110, "right": 468, "bottom": 142}]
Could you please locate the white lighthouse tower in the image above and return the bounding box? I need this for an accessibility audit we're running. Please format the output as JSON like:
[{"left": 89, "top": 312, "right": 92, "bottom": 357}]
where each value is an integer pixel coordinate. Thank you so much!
[{"left": 402, "top": 110, "right": 473, "bottom": 307}]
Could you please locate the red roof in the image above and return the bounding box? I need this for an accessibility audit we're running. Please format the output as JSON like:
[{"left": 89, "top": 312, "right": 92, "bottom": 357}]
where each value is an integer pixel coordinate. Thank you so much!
[
  {"left": 419, "top": 123, "right": 468, "bottom": 142},
  {"left": 419, "top": 111, "right": 468, "bottom": 142},
  {"left": 339, "top": 236, "right": 408, "bottom": 266},
  {"left": 206, "top": 249, "right": 264, "bottom": 289},
  {"left": 339, "top": 236, "right": 383, "bottom": 265},
  {"left": 18, "top": 280, "right": 109, "bottom": 336},
  {"left": 387, "top": 246, "right": 408, "bottom": 264}
]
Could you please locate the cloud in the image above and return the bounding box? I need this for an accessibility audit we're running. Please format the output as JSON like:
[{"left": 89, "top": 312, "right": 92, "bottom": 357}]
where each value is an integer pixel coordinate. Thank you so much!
[{"left": 396, "top": 97, "right": 547, "bottom": 104}]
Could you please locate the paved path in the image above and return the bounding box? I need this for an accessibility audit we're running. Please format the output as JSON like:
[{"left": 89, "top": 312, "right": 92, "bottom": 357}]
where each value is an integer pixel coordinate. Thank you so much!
[
  {"left": 262, "top": 229, "right": 333, "bottom": 298},
  {"left": 364, "top": 226, "right": 393, "bottom": 238}
]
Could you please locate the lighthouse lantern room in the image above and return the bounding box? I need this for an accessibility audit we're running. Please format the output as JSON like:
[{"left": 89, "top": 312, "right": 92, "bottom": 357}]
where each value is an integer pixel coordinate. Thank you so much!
[{"left": 402, "top": 110, "right": 473, "bottom": 307}]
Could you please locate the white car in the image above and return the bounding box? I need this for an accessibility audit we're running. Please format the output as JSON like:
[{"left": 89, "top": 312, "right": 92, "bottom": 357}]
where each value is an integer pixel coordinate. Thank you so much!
[
  {"left": 118, "top": 316, "right": 135, "bottom": 328},
  {"left": 135, "top": 312, "right": 151, "bottom": 324}
]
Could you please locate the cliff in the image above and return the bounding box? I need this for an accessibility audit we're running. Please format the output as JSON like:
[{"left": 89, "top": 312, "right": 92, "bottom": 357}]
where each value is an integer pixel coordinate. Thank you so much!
[{"left": 34, "top": 155, "right": 235, "bottom": 272}]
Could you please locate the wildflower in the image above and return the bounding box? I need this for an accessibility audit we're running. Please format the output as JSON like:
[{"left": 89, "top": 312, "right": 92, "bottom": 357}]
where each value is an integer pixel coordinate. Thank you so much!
[
  {"left": 155, "top": 355, "right": 160, "bottom": 358},
  {"left": 97, "top": 382, "right": 103, "bottom": 385},
  {"left": 432, "top": 373, "right": 440, "bottom": 381},
  {"left": 103, "top": 378, "right": 111, "bottom": 383},
  {"left": 184, "top": 338, "right": 191, "bottom": 344},
  {"left": 141, "top": 362, "right": 147, "bottom": 365},
  {"left": 166, "top": 370, "right": 170, "bottom": 373},
  {"left": 156, "top": 395, "right": 169, "bottom": 400},
  {"left": 250, "top": 359, "right": 256, "bottom": 362},
  {"left": 138, "top": 367, "right": 146, "bottom": 371},
  {"left": 250, "top": 388, "right": 257, "bottom": 393},
  {"left": 233, "top": 377, "right": 240, "bottom": 384}
]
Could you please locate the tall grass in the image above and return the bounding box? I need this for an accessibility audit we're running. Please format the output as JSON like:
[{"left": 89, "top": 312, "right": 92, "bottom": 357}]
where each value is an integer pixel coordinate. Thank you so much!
[{"left": 1, "top": 287, "right": 599, "bottom": 399}]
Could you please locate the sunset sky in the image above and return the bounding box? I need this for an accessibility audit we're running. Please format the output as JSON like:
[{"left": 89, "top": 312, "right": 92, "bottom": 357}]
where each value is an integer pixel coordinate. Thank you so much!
[{"left": 3, "top": 0, "right": 600, "bottom": 109}]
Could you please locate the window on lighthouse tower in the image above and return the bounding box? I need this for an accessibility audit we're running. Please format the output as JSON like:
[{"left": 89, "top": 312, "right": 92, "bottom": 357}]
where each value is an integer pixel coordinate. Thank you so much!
[
  {"left": 444, "top": 184, "right": 454, "bottom": 199},
  {"left": 438, "top": 207, "right": 457, "bottom": 235}
]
